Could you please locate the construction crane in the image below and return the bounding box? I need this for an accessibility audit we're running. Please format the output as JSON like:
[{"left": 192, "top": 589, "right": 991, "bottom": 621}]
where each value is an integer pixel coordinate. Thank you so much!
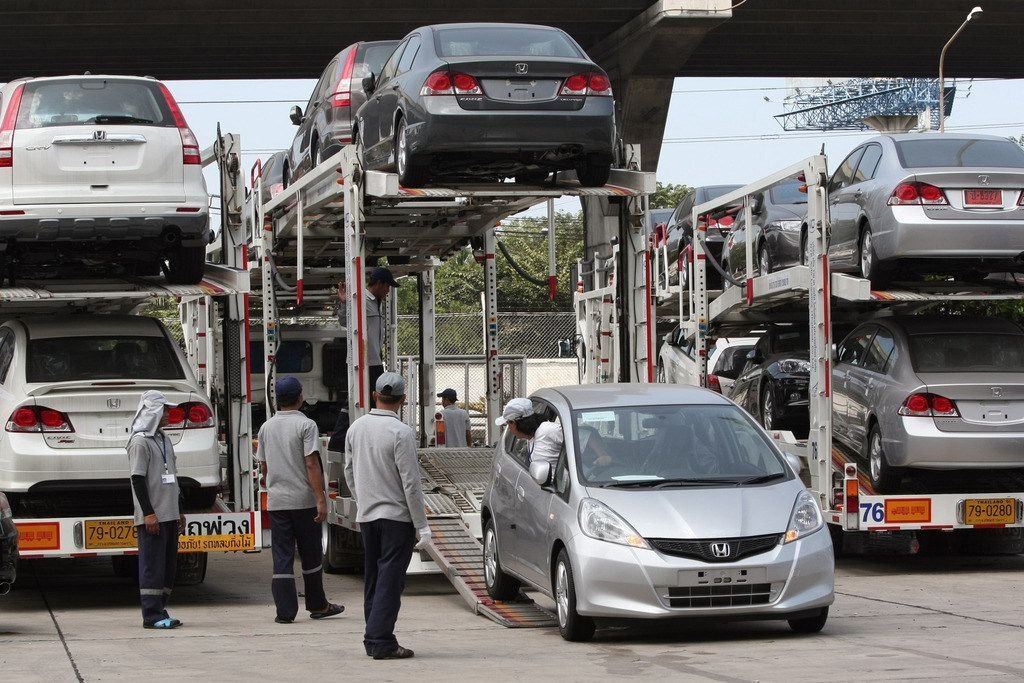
[{"left": 774, "top": 78, "right": 958, "bottom": 132}]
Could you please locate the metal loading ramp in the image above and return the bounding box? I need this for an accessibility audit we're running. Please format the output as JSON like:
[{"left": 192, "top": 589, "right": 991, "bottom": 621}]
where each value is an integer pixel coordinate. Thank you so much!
[{"left": 417, "top": 448, "right": 557, "bottom": 629}]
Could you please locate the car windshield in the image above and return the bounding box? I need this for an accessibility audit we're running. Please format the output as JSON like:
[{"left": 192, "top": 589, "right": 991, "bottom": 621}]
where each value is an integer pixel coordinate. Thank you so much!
[
  {"left": 700, "top": 185, "right": 742, "bottom": 202},
  {"left": 909, "top": 333, "right": 1024, "bottom": 373},
  {"left": 435, "top": 26, "right": 582, "bottom": 58},
  {"left": 572, "top": 404, "right": 788, "bottom": 487},
  {"left": 357, "top": 43, "right": 399, "bottom": 78},
  {"left": 27, "top": 336, "right": 185, "bottom": 383},
  {"left": 772, "top": 330, "right": 808, "bottom": 353},
  {"left": 895, "top": 139, "right": 1024, "bottom": 169},
  {"left": 16, "top": 79, "right": 174, "bottom": 129},
  {"left": 769, "top": 179, "right": 808, "bottom": 205},
  {"left": 250, "top": 340, "right": 314, "bottom": 374}
]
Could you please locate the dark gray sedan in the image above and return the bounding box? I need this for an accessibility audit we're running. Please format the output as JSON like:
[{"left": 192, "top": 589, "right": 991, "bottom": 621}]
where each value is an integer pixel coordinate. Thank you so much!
[
  {"left": 722, "top": 179, "right": 808, "bottom": 281},
  {"left": 354, "top": 23, "right": 616, "bottom": 187},
  {"left": 833, "top": 316, "right": 1024, "bottom": 493},
  {"left": 826, "top": 133, "right": 1024, "bottom": 285}
]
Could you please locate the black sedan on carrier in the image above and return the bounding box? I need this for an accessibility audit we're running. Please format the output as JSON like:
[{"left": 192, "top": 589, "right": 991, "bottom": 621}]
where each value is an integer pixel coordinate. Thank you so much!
[{"left": 355, "top": 23, "right": 616, "bottom": 187}]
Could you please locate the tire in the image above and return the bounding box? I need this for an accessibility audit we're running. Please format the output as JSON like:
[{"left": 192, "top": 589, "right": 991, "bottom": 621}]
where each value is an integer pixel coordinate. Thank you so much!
[
  {"left": 866, "top": 423, "right": 902, "bottom": 493},
  {"left": 310, "top": 138, "right": 321, "bottom": 169},
  {"left": 111, "top": 555, "right": 139, "bottom": 580},
  {"left": 721, "top": 258, "right": 732, "bottom": 290},
  {"left": 483, "top": 519, "right": 521, "bottom": 600},
  {"left": 165, "top": 245, "right": 206, "bottom": 285},
  {"left": 657, "top": 364, "right": 667, "bottom": 383},
  {"left": 858, "top": 224, "right": 891, "bottom": 287},
  {"left": 324, "top": 523, "right": 364, "bottom": 574},
  {"left": 760, "top": 383, "right": 777, "bottom": 431},
  {"left": 799, "top": 230, "right": 809, "bottom": 266},
  {"left": 554, "top": 549, "right": 595, "bottom": 641},
  {"left": 574, "top": 154, "right": 611, "bottom": 188},
  {"left": 759, "top": 242, "right": 773, "bottom": 275},
  {"left": 282, "top": 161, "right": 290, "bottom": 189},
  {"left": 175, "top": 551, "right": 208, "bottom": 586},
  {"left": 395, "top": 118, "right": 427, "bottom": 187},
  {"left": 788, "top": 607, "right": 828, "bottom": 634},
  {"left": 182, "top": 487, "right": 217, "bottom": 512}
]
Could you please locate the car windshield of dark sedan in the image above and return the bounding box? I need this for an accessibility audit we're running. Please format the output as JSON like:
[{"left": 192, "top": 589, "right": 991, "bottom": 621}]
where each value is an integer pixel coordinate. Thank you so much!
[
  {"left": 572, "top": 404, "right": 788, "bottom": 487},
  {"left": 769, "top": 180, "right": 808, "bottom": 205},
  {"left": 909, "top": 333, "right": 1024, "bottom": 373},
  {"left": 435, "top": 26, "right": 583, "bottom": 58},
  {"left": 895, "top": 139, "right": 1024, "bottom": 169}
]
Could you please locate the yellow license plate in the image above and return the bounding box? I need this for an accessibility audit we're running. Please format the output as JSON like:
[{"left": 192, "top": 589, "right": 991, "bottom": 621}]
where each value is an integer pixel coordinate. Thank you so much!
[
  {"left": 84, "top": 519, "right": 138, "bottom": 549},
  {"left": 964, "top": 498, "right": 1017, "bottom": 526}
]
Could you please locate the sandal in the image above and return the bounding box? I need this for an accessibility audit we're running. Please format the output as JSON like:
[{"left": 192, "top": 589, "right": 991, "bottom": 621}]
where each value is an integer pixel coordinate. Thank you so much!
[
  {"left": 143, "top": 617, "right": 182, "bottom": 630},
  {"left": 310, "top": 603, "right": 344, "bottom": 620}
]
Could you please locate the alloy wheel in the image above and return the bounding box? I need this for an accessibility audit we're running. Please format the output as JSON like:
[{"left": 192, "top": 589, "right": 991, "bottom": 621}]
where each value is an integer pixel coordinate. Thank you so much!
[
  {"left": 869, "top": 431, "right": 883, "bottom": 483},
  {"left": 397, "top": 123, "right": 408, "bottom": 177},
  {"left": 760, "top": 246, "right": 771, "bottom": 275},
  {"left": 762, "top": 390, "right": 774, "bottom": 430},
  {"left": 555, "top": 561, "right": 569, "bottom": 628},
  {"left": 483, "top": 528, "right": 497, "bottom": 588},
  {"left": 860, "top": 230, "right": 873, "bottom": 278}
]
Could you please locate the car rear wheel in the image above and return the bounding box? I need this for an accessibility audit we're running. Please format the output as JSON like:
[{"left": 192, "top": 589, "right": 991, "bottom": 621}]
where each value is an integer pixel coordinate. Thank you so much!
[
  {"left": 395, "top": 118, "right": 427, "bottom": 187},
  {"left": 555, "top": 549, "right": 595, "bottom": 641},
  {"left": 788, "top": 607, "right": 828, "bottom": 633},
  {"left": 311, "top": 138, "right": 322, "bottom": 169},
  {"left": 483, "top": 519, "right": 521, "bottom": 600},
  {"left": 574, "top": 154, "right": 611, "bottom": 188},
  {"left": 867, "top": 423, "right": 902, "bottom": 493},
  {"left": 859, "top": 225, "right": 891, "bottom": 287},
  {"left": 166, "top": 245, "right": 206, "bottom": 285},
  {"left": 799, "top": 230, "right": 809, "bottom": 265}
]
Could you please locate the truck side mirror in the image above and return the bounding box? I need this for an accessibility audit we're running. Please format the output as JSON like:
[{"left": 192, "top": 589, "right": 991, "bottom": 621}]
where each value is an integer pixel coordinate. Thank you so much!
[{"left": 289, "top": 105, "right": 303, "bottom": 126}]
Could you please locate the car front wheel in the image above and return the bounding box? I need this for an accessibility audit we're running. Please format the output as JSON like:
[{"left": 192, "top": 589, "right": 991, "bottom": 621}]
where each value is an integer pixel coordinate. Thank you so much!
[
  {"left": 166, "top": 245, "right": 206, "bottom": 285},
  {"left": 760, "top": 384, "right": 777, "bottom": 431},
  {"left": 759, "top": 242, "right": 773, "bottom": 275},
  {"left": 483, "top": 519, "right": 521, "bottom": 600},
  {"left": 788, "top": 607, "right": 828, "bottom": 633},
  {"left": 555, "top": 549, "right": 595, "bottom": 641}
]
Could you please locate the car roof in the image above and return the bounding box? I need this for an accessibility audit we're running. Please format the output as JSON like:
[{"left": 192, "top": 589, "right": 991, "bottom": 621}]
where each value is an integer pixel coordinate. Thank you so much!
[
  {"left": 11, "top": 74, "right": 157, "bottom": 84},
  {"left": 874, "top": 132, "right": 1016, "bottom": 145},
  {"left": 10, "top": 315, "right": 165, "bottom": 339},
  {"left": 883, "top": 315, "right": 1024, "bottom": 336},
  {"left": 423, "top": 22, "right": 568, "bottom": 32},
  {"left": 535, "top": 383, "right": 731, "bottom": 410}
]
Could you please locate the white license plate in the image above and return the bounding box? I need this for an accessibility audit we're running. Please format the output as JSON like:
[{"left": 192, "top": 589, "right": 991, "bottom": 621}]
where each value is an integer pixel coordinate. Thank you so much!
[{"left": 678, "top": 566, "right": 767, "bottom": 587}]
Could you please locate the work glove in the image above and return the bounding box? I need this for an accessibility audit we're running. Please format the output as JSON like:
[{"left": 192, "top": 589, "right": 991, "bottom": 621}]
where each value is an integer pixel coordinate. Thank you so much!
[{"left": 415, "top": 527, "right": 432, "bottom": 550}]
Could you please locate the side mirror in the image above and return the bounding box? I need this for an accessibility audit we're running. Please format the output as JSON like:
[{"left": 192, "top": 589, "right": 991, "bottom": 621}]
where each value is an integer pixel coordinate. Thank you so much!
[
  {"left": 289, "top": 105, "right": 303, "bottom": 126},
  {"left": 783, "top": 452, "right": 802, "bottom": 477},
  {"left": 746, "top": 349, "right": 763, "bottom": 364},
  {"left": 751, "top": 192, "right": 765, "bottom": 215},
  {"left": 831, "top": 343, "right": 838, "bottom": 362},
  {"left": 529, "top": 460, "right": 551, "bottom": 487},
  {"left": 362, "top": 73, "right": 376, "bottom": 95}
]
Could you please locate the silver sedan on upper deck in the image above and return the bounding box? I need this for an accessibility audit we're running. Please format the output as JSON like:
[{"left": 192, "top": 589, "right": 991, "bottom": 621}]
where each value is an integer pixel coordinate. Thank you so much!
[
  {"left": 481, "top": 384, "right": 834, "bottom": 641},
  {"left": 825, "top": 133, "right": 1024, "bottom": 285}
]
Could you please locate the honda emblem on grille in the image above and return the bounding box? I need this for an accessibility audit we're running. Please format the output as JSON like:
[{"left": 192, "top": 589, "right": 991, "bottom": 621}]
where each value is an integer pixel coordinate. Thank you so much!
[
  {"left": 93, "top": 130, "right": 107, "bottom": 141},
  {"left": 107, "top": 398, "right": 121, "bottom": 409},
  {"left": 978, "top": 174, "right": 990, "bottom": 185},
  {"left": 515, "top": 63, "right": 529, "bottom": 75},
  {"left": 711, "top": 542, "right": 731, "bottom": 558},
  {"left": 992, "top": 387, "right": 1003, "bottom": 398}
]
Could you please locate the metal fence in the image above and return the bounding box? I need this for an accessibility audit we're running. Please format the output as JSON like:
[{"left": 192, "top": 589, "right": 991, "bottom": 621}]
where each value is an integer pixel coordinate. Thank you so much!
[{"left": 396, "top": 311, "right": 575, "bottom": 358}]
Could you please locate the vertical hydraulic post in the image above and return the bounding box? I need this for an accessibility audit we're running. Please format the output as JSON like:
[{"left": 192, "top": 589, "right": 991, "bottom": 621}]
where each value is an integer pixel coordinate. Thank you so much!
[
  {"left": 743, "top": 195, "right": 755, "bottom": 303},
  {"left": 296, "top": 196, "right": 305, "bottom": 306},
  {"left": 260, "top": 195, "right": 279, "bottom": 418},
  {"left": 343, "top": 158, "right": 370, "bottom": 419},
  {"left": 388, "top": 286, "right": 399, "bottom": 372},
  {"left": 691, "top": 204, "right": 710, "bottom": 388},
  {"left": 483, "top": 226, "right": 500, "bottom": 445},
  {"left": 547, "top": 199, "right": 557, "bottom": 301},
  {"left": 418, "top": 268, "right": 437, "bottom": 447}
]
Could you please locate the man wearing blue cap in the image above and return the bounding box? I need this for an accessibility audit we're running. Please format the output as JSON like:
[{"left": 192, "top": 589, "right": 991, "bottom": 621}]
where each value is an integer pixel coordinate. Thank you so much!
[
  {"left": 337, "top": 266, "right": 400, "bottom": 408},
  {"left": 257, "top": 377, "right": 343, "bottom": 624}
]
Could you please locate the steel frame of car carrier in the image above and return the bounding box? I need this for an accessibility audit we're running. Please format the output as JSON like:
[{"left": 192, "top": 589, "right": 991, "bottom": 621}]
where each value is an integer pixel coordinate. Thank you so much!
[
  {"left": 673, "top": 154, "right": 1024, "bottom": 540},
  {"left": 256, "top": 143, "right": 651, "bottom": 624},
  {"left": 10, "top": 133, "right": 260, "bottom": 566}
]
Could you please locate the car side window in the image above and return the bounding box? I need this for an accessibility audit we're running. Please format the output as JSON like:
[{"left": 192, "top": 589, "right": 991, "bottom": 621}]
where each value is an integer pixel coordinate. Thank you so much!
[
  {"left": 307, "top": 63, "right": 334, "bottom": 112},
  {"left": 318, "top": 59, "right": 339, "bottom": 102},
  {"left": 552, "top": 448, "right": 571, "bottom": 499},
  {"left": 829, "top": 147, "right": 865, "bottom": 193},
  {"left": 503, "top": 428, "right": 530, "bottom": 469},
  {"left": 397, "top": 35, "right": 421, "bottom": 74},
  {"left": 379, "top": 40, "right": 407, "bottom": 84},
  {"left": 852, "top": 144, "right": 883, "bottom": 183},
  {"left": 0, "top": 330, "right": 14, "bottom": 384},
  {"left": 861, "top": 327, "right": 896, "bottom": 374},
  {"left": 678, "top": 194, "right": 695, "bottom": 226},
  {"left": 838, "top": 328, "right": 876, "bottom": 366}
]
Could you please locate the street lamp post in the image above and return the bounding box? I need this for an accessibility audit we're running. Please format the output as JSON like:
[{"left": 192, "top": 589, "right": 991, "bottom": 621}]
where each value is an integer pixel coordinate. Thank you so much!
[{"left": 938, "top": 6, "right": 983, "bottom": 132}]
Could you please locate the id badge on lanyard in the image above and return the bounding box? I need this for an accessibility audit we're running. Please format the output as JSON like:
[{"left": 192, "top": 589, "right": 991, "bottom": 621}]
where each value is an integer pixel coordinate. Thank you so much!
[{"left": 158, "top": 434, "right": 176, "bottom": 485}]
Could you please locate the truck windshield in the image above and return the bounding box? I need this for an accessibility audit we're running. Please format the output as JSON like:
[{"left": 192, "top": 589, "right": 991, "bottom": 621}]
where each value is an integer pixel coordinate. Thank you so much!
[
  {"left": 572, "top": 404, "right": 788, "bottom": 487},
  {"left": 17, "top": 79, "right": 174, "bottom": 129},
  {"left": 27, "top": 336, "right": 185, "bottom": 383},
  {"left": 909, "top": 333, "right": 1024, "bottom": 373}
]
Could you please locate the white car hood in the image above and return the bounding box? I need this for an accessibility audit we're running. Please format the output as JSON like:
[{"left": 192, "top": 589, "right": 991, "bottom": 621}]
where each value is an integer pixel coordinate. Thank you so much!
[{"left": 585, "top": 480, "right": 802, "bottom": 539}]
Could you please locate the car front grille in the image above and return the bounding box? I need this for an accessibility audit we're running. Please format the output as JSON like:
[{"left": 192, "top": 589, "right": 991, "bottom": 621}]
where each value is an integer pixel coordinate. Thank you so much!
[
  {"left": 667, "top": 583, "right": 773, "bottom": 608},
  {"left": 647, "top": 533, "right": 783, "bottom": 563}
]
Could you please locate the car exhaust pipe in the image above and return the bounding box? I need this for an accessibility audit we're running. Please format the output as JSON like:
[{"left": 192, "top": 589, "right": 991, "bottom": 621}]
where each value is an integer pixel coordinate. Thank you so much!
[
  {"left": 0, "top": 582, "right": 11, "bottom": 595},
  {"left": 162, "top": 228, "right": 182, "bottom": 245}
]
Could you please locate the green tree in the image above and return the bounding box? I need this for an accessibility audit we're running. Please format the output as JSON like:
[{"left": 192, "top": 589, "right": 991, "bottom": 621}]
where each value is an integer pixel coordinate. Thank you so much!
[{"left": 650, "top": 182, "right": 692, "bottom": 209}]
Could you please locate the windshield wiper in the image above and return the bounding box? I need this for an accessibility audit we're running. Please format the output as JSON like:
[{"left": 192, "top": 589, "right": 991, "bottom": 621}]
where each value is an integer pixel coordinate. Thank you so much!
[
  {"left": 601, "top": 478, "right": 734, "bottom": 489},
  {"left": 736, "top": 472, "right": 787, "bottom": 486},
  {"left": 89, "top": 115, "right": 154, "bottom": 124}
]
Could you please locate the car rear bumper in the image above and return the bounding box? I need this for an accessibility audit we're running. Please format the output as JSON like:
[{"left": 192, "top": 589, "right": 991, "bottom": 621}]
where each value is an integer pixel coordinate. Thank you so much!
[
  {"left": 877, "top": 207, "right": 1024, "bottom": 262},
  {"left": 885, "top": 417, "right": 1024, "bottom": 468},
  {"left": 569, "top": 527, "right": 834, "bottom": 620},
  {"left": 0, "top": 203, "right": 210, "bottom": 247},
  {"left": 409, "top": 98, "right": 615, "bottom": 157}
]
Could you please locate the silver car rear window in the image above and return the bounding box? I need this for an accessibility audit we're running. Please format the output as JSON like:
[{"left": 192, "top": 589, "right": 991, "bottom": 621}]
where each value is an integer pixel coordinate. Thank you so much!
[
  {"left": 572, "top": 404, "right": 788, "bottom": 486},
  {"left": 434, "top": 27, "right": 582, "bottom": 58},
  {"left": 16, "top": 79, "right": 174, "bottom": 129},
  {"left": 27, "top": 336, "right": 185, "bottom": 383},
  {"left": 895, "top": 139, "right": 1024, "bottom": 169},
  {"left": 909, "top": 333, "right": 1024, "bottom": 373}
]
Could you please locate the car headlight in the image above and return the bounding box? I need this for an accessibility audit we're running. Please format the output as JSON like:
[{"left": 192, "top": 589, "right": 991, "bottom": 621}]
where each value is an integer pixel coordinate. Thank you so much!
[
  {"left": 777, "top": 359, "right": 810, "bottom": 374},
  {"left": 773, "top": 220, "right": 802, "bottom": 232},
  {"left": 784, "top": 490, "right": 823, "bottom": 543},
  {"left": 578, "top": 498, "right": 650, "bottom": 549},
  {"left": 0, "top": 493, "right": 11, "bottom": 520}
]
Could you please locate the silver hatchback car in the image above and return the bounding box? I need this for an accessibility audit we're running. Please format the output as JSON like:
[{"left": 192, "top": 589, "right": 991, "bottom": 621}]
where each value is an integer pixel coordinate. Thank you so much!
[
  {"left": 481, "top": 384, "right": 834, "bottom": 641},
  {"left": 833, "top": 315, "right": 1024, "bottom": 493}
]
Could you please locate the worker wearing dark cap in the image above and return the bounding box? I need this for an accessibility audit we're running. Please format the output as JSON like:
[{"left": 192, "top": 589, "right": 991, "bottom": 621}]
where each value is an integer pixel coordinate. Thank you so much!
[
  {"left": 437, "top": 388, "right": 472, "bottom": 447},
  {"left": 257, "top": 377, "right": 343, "bottom": 624},
  {"left": 344, "top": 372, "right": 429, "bottom": 660},
  {"left": 337, "top": 266, "right": 400, "bottom": 408}
]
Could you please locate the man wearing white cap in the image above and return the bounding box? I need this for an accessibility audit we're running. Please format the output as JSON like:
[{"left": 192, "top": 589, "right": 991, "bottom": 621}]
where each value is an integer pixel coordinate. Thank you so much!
[
  {"left": 495, "top": 397, "right": 564, "bottom": 467},
  {"left": 127, "top": 390, "right": 186, "bottom": 630}
]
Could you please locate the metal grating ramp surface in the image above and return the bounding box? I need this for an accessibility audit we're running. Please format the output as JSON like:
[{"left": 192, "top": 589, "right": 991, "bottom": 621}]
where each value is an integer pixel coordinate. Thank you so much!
[{"left": 424, "top": 517, "right": 557, "bottom": 629}]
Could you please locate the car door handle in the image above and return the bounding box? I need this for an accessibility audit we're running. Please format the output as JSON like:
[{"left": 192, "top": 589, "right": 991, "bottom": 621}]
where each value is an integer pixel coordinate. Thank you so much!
[{"left": 515, "top": 486, "right": 525, "bottom": 501}]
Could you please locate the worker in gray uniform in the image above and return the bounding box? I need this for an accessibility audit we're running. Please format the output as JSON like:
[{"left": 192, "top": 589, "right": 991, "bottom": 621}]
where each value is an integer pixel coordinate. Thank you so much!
[
  {"left": 437, "top": 388, "right": 472, "bottom": 447},
  {"left": 127, "top": 390, "right": 186, "bottom": 630},
  {"left": 336, "top": 266, "right": 401, "bottom": 407},
  {"left": 344, "top": 372, "right": 430, "bottom": 660}
]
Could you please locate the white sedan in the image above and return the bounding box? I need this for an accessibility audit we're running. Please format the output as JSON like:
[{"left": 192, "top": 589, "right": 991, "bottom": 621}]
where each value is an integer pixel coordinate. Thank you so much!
[{"left": 659, "top": 326, "right": 757, "bottom": 397}]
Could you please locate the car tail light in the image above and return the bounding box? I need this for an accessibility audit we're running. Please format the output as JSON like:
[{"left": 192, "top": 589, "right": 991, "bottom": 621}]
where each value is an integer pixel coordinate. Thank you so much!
[
  {"left": 421, "top": 70, "right": 454, "bottom": 96},
  {"left": 166, "top": 406, "right": 186, "bottom": 428},
  {"left": 888, "top": 182, "right": 948, "bottom": 206},
  {"left": 158, "top": 83, "right": 202, "bottom": 165},
  {"left": 331, "top": 48, "right": 359, "bottom": 108},
  {"left": 6, "top": 405, "right": 74, "bottom": 433},
  {"left": 186, "top": 403, "right": 214, "bottom": 428},
  {"left": 560, "top": 73, "right": 589, "bottom": 96},
  {"left": 707, "top": 374, "right": 722, "bottom": 393},
  {"left": 588, "top": 73, "right": 612, "bottom": 96},
  {"left": 452, "top": 72, "right": 482, "bottom": 95},
  {"left": 898, "top": 392, "right": 960, "bottom": 417},
  {"left": 0, "top": 83, "right": 25, "bottom": 169}
]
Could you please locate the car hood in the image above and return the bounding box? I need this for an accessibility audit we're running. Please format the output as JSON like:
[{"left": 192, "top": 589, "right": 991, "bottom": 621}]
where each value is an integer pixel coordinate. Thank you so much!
[{"left": 585, "top": 480, "right": 801, "bottom": 539}]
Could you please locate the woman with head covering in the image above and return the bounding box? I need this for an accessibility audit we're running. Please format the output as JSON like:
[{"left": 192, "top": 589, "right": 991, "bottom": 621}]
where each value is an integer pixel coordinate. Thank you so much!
[{"left": 127, "top": 390, "right": 186, "bottom": 630}]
